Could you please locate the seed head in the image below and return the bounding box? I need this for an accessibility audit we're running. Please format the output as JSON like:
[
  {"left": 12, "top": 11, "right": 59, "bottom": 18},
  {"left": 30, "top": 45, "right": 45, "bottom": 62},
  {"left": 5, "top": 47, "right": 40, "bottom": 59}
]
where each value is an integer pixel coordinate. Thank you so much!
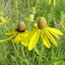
[
  {"left": 37, "top": 17, "right": 47, "bottom": 30},
  {"left": 17, "top": 21, "right": 26, "bottom": 32}
]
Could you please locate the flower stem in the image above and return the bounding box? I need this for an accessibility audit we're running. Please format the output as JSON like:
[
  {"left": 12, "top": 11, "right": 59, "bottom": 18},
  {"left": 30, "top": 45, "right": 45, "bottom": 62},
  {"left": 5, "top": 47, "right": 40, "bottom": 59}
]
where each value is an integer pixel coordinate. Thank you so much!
[{"left": 38, "top": 44, "right": 44, "bottom": 65}]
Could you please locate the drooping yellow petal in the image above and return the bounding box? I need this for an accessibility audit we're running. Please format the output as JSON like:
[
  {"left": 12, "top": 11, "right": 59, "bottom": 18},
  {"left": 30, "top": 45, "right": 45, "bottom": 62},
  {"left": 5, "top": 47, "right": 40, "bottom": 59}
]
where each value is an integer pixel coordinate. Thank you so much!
[
  {"left": 5, "top": 31, "right": 16, "bottom": 36},
  {"left": 13, "top": 30, "right": 29, "bottom": 43},
  {"left": 0, "top": 32, "right": 16, "bottom": 42},
  {"left": 20, "top": 31, "right": 29, "bottom": 37},
  {"left": 48, "top": 0, "right": 51, "bottom": 5},
  {"left": 21, "top": 41, "right": 28, "bottom": 47},
  {"left": 22, "top": 30, "right": 29, "bottom": 34},
  {"left": 46, "top": 30, "right": 57, "bottom": 46},
  {"left": 18, "top": 32, "right": 29, "bottom": 41},
  {"left": 25, "top": 29, "right": 38, "bottom": 41},
  {"left": 53, "top": 0, "right": 55, "bottom": 6},
  {"left": 28, "top": 30, "right": 40, "bottom": 51},
  {"left": 47, "top": 27, "right": 63, "bottom": 35},
  {"left": 13, "top": 34, "right": 21, "bottom": 43},
  {"left": 41, "top": 32, "right": 50, "bottom": 48},
  {"left": 47, "top": 29, "right": 59, "bottom": 39}
]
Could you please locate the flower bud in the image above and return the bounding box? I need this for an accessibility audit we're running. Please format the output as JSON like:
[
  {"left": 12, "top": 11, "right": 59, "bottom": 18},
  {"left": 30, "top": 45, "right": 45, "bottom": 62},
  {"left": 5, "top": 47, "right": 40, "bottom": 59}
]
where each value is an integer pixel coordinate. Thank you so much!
[
  {"left": 29, "top": 14, "right": 34, "bottom": 22},
  {"left": 31, "top": 7, "right": 36, "bottom": 14}
]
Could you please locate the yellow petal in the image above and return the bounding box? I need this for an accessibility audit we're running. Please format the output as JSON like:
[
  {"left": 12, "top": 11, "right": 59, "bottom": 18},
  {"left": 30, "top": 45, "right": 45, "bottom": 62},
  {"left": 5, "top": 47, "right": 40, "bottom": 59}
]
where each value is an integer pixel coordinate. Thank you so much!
[
  {"left": 28, "top": 30, "right": 40, "bottom": 51},
  {"left": 0, "top": 33, "right": 16, "bottom": 42},
  {"left": 25, "top": 29, "right": 37, "bottom": 41},
  {"left": 22, "top": 30, "right": 29, "bottom": 34},
  {"left": 21, "top": 41, "right": 28, "bottom": 47},
  {"left": 41, "top": 32, "right": 50, "bottom": 48},
  {"left": 47, "top": 29, "right": 59, "bottom": 39},
  {"left": 13, "top": 30, "right": 29, "bottom": 43},
  {"left": 19, "top": 33, "right": 29, "bottom": 41},
  {"left": 5, "top": 31, "right": 16, "bottom": 36},
  {"left": 13, "top": 34, "right": 21, "bottom": 43},
  {"left": 46, "top": 30, "right": 57, "bottom": 46},
  {"left": 47, "top": 27, "right": 63, "bottom": 35}
]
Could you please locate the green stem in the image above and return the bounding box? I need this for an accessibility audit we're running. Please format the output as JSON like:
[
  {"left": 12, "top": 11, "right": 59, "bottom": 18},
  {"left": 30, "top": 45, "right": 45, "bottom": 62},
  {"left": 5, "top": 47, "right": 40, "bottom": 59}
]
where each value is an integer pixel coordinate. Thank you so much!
[
  {"left": 22, "top": 46, "right": 26, "bottom": 58},
  {"left": 38, "top": 44, "right": 44, "bottom": 65}
]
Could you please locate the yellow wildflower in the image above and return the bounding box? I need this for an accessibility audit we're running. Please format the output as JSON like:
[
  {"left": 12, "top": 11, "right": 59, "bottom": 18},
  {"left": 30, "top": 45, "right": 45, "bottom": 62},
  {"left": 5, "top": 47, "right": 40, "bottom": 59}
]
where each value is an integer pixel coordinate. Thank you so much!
[
  {"left": 26, "top": 17, "right": 63, "bottom": 51},
  {"left": 0, "top": 16, "right": 10, "bottom": 26},
  {"left": 48, "top": 0, "right": 56, "bottom": 6},
  {"left": 0, "top": 22, "right": 29, "bottom": 46}
]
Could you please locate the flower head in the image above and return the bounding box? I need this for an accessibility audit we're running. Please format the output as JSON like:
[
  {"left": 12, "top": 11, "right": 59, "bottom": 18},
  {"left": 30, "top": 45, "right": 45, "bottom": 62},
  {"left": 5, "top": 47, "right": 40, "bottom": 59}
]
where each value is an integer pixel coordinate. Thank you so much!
[
  {"left": 0, "top": 16, "right": 10, "bottom": 26},
  {"left": 0, "top": 22, "right": 29, "bottom": 46},
  {"left": 26, "top": 17, "right": 63, "bottom": 51}
]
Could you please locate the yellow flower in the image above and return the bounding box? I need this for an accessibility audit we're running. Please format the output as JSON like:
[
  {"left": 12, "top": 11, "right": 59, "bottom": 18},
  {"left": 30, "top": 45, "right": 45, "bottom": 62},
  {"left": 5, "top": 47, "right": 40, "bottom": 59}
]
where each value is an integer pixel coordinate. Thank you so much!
[
  {"left": 26, "top": 17, "right": 63, "bottom": 51},
  {"left": 48, "top": 0, "right": 56, "bottom": 6},
  {"left": 0, "top": 16, "right": 10, "bottom": 26},
  {"left": 0, "top": 22, "right": 29, "bottom": 46},
  {"left": 60, "top": 22, "right": 65, "bottom": 31}
]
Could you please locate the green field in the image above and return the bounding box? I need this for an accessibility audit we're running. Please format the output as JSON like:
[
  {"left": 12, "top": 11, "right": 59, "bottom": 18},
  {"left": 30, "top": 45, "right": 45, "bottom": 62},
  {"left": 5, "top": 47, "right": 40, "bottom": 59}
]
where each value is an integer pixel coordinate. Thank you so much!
[{"left": 0, "top": 0, "right": 65, "bottom": 65}]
